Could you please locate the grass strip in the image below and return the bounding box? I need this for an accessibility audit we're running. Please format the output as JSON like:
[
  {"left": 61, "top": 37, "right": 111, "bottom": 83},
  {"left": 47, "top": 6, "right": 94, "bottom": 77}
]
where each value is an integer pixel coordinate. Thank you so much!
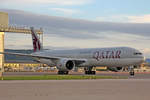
[{"left": 0, "top": 75, "right": 127, "bottom": 80}]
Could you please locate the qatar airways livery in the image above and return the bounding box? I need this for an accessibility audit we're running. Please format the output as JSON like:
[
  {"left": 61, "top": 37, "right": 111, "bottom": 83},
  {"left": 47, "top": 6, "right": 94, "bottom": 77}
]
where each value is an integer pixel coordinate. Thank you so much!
[{"left": 0, "top": 27, "right": 145, "bottom": 75}]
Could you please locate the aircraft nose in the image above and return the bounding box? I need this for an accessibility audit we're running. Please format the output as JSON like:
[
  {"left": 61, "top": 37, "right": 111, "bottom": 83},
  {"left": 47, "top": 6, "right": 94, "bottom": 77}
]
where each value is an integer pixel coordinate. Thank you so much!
[
  {"left": 141, "top": 55, "right": 145, "bottom": 63},
  {"left": 143, "top": 56, "right": 146, "bottom": 61}
]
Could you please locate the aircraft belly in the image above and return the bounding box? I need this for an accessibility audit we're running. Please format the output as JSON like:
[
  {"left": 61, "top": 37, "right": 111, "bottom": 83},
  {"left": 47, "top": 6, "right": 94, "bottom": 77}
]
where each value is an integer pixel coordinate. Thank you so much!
[{"left": 79, "top": 58, "right": 143, "bottom": 67}]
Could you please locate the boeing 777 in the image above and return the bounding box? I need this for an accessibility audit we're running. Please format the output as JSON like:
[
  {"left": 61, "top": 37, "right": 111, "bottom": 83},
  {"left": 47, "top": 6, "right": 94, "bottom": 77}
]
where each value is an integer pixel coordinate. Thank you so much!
[{"left": 0, "top": 27, "right": 145, "bottom": 75}]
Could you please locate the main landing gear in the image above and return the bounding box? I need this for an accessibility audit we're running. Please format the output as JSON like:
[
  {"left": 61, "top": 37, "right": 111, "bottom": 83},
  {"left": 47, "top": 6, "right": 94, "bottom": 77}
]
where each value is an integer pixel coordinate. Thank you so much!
[
  {"left": 84, "top": 67, "right": 96, "bottom": 75},
  {"left": 58, "top": 71, "right": 69, "bottom": 75}
]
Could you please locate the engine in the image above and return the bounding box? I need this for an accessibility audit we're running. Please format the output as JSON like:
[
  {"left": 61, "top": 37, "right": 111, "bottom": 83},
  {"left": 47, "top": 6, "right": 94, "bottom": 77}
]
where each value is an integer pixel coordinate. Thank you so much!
[{"left": 56, "top": 59, "right": 75, "bottom": 71}]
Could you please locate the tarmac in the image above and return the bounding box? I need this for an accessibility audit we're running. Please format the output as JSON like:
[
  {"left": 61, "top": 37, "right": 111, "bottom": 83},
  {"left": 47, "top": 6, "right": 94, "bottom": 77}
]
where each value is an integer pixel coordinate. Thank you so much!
[
  {"left": 0, "top": 72, "right": 150, "bottom": 100},
  {"left": 3, "top": 71, "right": 150, "bottom": 79},
  {"left": 0, "top": 79, "right": 150, "bottom": 100}
]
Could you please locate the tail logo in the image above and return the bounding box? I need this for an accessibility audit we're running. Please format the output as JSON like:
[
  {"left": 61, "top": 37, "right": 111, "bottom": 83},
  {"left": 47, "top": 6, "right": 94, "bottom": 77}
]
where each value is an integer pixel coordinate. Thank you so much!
[{"left": 31, "top": 27, "right": 41, "bottom": 52}]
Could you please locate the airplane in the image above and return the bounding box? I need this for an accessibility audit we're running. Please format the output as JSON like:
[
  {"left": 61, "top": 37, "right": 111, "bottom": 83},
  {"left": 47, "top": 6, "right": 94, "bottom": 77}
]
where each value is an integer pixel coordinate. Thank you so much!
[{"left": 0, "top": 27, "right": 145, "bottom": 75}]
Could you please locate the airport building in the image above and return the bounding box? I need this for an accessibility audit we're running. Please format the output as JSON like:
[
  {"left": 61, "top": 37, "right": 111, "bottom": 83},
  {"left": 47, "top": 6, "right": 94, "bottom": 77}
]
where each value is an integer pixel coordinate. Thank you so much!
[{"left": 3, "top": 62, "right": 52, "bottom": 72}]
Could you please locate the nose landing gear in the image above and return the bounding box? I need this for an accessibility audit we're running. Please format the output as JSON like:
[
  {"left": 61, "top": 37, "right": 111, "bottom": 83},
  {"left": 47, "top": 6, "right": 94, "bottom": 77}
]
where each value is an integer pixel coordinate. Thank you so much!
[{"left": 129, "top": 66, "right": 135, "bottom": 76}]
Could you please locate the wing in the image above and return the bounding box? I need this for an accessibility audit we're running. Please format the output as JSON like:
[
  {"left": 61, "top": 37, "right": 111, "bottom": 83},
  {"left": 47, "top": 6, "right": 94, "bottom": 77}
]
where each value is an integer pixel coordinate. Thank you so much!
[
  {"left": 0, "top": 52, "right": 60, "bottom": 60},
  {"left": 0, "top": 52, "right": 86, "bottom": 66}
]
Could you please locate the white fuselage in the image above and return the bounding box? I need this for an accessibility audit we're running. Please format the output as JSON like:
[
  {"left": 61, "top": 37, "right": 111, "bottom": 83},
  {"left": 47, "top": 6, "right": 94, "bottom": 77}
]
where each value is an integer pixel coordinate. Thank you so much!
[{"left": 33, "top": 47, "right": 144, "bottom": 68}]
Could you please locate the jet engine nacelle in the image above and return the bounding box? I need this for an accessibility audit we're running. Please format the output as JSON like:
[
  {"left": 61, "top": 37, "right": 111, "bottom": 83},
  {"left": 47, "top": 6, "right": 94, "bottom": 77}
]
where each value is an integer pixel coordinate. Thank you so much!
[{"left": 56, "top": 59, "right": 75, "bottom": 71}]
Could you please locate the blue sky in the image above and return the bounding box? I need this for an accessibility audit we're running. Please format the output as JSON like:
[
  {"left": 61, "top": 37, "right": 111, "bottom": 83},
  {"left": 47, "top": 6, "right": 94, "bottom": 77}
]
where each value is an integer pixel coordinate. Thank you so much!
[{"left": 0, "top": 0, "right": 150, "bottom": 57}]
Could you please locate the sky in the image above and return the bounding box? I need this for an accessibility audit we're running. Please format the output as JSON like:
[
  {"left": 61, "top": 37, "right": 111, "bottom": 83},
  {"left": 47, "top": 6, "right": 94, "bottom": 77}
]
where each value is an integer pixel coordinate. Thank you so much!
[{"left": 0, "top": 0, "right": 150, "bottom": 58}]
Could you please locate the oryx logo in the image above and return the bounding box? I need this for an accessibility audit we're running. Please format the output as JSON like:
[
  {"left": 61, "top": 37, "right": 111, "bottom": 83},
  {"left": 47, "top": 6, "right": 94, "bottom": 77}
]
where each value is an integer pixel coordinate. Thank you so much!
[{"left": 31, "top": 27, "right": 41, "bottom": 52}]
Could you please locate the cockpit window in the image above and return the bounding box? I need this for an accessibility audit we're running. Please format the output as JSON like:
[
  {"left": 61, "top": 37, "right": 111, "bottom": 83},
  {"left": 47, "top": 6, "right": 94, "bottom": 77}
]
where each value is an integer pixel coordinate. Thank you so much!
[{"left": 134, "top": 52, "right": 142, "bottom": 55}]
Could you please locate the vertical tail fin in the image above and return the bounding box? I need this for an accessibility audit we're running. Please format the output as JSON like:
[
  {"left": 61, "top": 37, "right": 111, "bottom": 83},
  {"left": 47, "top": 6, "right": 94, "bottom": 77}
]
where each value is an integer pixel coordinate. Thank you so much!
[{"left": 30, "top": 27, "right": 42, "bottom": 52}]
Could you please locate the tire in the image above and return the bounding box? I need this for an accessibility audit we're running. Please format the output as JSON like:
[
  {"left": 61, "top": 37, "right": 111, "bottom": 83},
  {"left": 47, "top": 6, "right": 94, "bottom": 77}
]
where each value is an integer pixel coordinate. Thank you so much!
[
  {"left": 92, "top": 71, "right": 96, "bottom": 75},
  {"left": 64, "top": 71, "right": 69, "bottom": 75},
  {"left": 85, "top": 71, "right": 88, "bottom": 74},
  {"left": 130, "top": 71, "right": 134, "bottom": 76},
  {"left": 85, "top": 71, "right": 96, "bottom": 75},
  {"left": 58, "top": 71, "right": 69, "bottom": 75}
]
